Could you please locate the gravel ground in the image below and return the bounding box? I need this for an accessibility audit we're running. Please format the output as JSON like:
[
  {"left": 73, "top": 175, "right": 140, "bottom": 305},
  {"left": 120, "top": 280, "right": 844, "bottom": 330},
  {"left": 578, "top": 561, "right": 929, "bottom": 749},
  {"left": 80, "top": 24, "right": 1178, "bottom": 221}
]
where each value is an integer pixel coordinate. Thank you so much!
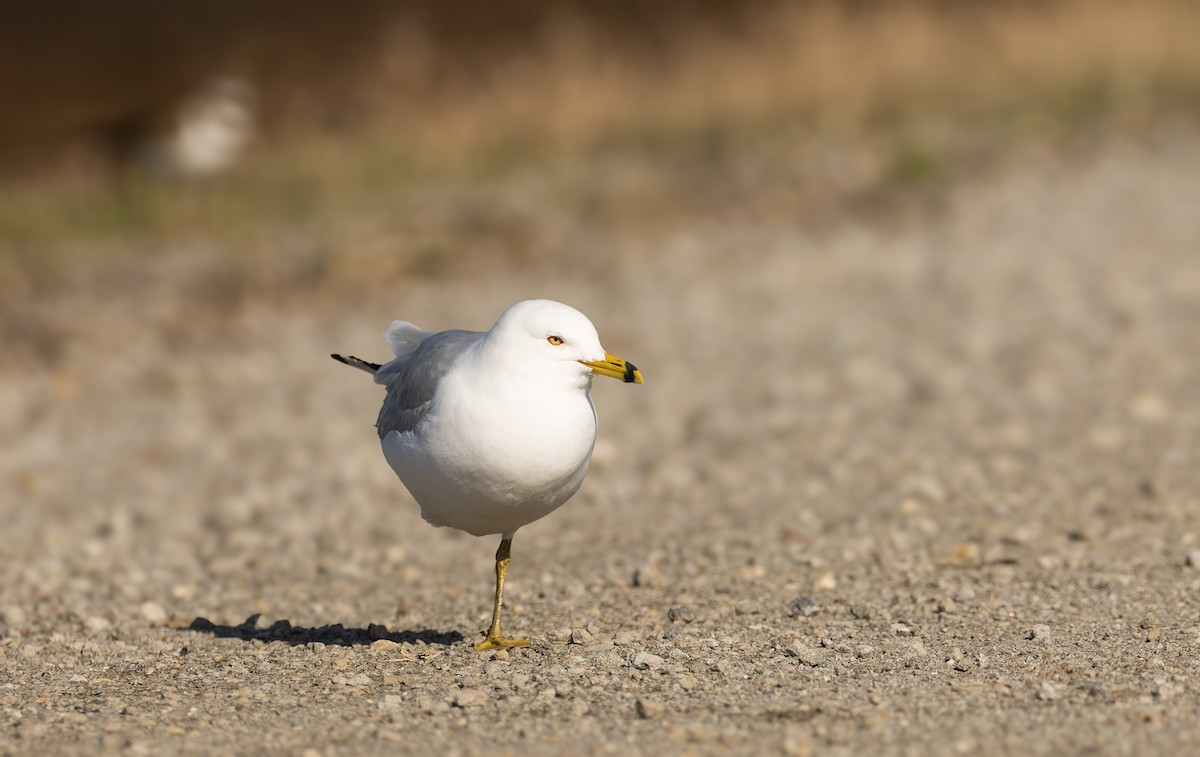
[{"left": 3, "top": 138, "right": 1200, "bottom": 755}]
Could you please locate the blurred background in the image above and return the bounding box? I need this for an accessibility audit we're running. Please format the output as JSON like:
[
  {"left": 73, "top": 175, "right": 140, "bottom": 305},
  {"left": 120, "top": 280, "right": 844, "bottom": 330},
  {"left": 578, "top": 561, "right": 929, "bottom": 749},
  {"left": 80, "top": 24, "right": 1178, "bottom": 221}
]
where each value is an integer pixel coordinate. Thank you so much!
[{"left": 3, "top": 0, "right": 1199, "bottom": 330}]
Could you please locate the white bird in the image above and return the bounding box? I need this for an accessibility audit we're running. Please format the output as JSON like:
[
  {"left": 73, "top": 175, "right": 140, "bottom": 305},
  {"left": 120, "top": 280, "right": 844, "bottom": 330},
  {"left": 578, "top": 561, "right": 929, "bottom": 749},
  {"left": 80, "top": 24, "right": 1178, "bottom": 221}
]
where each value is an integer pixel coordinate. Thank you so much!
[{"left": 333, "top": 299, "right": 643, "bottom": 651}]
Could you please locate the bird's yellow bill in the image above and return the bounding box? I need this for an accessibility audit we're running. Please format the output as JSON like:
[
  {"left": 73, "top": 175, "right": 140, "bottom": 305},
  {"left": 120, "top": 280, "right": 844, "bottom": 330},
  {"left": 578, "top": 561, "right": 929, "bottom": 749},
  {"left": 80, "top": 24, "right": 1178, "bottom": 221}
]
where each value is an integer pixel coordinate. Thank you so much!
[{"left": 580, "top": 353, "right": 643, "bottom": 384}]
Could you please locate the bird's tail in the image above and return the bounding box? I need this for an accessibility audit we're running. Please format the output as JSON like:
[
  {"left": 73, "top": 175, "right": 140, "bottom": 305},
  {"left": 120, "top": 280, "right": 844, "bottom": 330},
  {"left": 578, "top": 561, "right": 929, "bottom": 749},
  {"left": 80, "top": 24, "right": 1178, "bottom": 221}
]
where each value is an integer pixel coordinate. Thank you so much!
[{"left": 330, "top": 354, "right": 382, "bottom": 374}]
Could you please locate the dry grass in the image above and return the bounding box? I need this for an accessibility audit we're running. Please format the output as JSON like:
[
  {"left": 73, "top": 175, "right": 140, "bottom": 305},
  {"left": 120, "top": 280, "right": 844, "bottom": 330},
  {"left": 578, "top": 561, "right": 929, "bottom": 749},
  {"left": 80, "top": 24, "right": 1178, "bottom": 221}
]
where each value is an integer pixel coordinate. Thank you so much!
[
  {"left": 360, "top": 0, "right": 1200, "bottom": 151},
  {"left": 2, "top": 0, "right": 1200, "bottom": 317}
]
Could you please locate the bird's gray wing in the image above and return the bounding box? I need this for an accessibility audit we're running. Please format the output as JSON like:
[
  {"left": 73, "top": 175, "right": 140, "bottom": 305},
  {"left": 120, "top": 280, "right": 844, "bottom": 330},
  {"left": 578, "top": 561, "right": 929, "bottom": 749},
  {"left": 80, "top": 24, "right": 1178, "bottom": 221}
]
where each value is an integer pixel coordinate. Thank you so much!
[{"left": 375, "top": 329, "right": 483, "bottom": 438}]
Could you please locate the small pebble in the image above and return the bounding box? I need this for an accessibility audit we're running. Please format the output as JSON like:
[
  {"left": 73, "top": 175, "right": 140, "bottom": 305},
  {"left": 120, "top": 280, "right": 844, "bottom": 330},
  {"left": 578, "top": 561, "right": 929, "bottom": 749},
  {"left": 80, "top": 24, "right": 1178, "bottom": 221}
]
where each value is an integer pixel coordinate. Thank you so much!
[
  {"left": 890, "top": 623, "right": 913, "bottom": 637},
  {"left": 1, "top": 605, "right": 28, "bottom": 626},
  {"left": 905, "top": 640, "right": 928, "bottom": 657},
  {"left": 954, "top": 544, "right": 981, "bottom": 564},
  {"left": 416, "top": 695, "right": 449, "bottom": 713},
  {"left": 1129, "top": 393, "right": 1167, "bottom": 422},
  {"left": 369, "top": 639, "right": 401, "bottom": 652},
  {"left": 784, "top": 641, "right": 824, "bottom": 667},
  {"left": 636, "top": 698, "right": 664, "bottom": 719},
  {"left": 140, "top": 601, "right": 167, "bottom": 625},
  {"left": 1027, "top": 624, "right": 1051, "bottom": 643},
  {"left": 788, "top": 597, "right": 820, "bottom": 618},
  {"left": 85, "top": 616, "right": 111, "bottom": 632},
  {"left": 1153, "top": 679, "right": 1178, "bottom": 700},
  {"left": 453, "top": 689, "right": 488, "bottom": 708},
  {"left": 632, "top": 651, "right": 664, "bottom": 670},
  {"left": 613, "top": 631, "right": 640, "bottom": 646},
  {"left": 668, "top": 606, "right": 696, "bottom": 623},
  {"left": 376, "top": 695, "right": 405, "bottom": 715},
  {"left": 569, "top": 628, "right": 594, "bottom": 645}
]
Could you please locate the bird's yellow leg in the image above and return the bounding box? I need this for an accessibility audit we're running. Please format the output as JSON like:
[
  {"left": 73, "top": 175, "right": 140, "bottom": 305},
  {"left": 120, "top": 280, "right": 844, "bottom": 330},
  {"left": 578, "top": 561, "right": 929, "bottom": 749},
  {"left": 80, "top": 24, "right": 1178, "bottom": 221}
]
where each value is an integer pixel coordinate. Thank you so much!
[{"left": 474, "top": 536, "right": 530, "bottom": 652}]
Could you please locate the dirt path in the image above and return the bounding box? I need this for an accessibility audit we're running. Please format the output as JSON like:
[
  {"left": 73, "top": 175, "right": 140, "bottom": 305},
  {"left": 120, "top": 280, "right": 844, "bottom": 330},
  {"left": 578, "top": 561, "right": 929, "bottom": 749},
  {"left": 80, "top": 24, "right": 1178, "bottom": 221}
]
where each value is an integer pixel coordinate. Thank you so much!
[{"left": 3, "top": 139, "right": 1200, "bottom": 755}]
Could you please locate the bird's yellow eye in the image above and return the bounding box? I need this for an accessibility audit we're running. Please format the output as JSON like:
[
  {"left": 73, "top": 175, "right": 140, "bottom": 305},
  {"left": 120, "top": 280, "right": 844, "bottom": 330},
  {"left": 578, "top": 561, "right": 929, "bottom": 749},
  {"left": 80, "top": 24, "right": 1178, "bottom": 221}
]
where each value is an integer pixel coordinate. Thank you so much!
[{"left": 547, "top": 335, "right": 564, "bottom": 346}]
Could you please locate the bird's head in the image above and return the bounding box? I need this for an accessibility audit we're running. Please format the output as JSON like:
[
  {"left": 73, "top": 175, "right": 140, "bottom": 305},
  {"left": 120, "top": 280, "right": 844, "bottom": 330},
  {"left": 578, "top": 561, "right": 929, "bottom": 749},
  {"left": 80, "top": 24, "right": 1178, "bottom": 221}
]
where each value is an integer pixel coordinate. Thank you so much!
[{"left": 488, "top": 299, "right": 643, "bottom": 388}]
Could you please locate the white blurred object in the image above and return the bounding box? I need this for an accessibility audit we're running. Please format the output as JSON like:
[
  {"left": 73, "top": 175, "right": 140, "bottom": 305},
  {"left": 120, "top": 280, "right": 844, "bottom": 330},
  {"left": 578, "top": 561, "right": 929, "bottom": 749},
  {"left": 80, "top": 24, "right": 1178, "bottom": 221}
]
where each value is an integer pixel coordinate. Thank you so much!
[{"left": 139, "top": 77, "right": 256, "bottom": 176}]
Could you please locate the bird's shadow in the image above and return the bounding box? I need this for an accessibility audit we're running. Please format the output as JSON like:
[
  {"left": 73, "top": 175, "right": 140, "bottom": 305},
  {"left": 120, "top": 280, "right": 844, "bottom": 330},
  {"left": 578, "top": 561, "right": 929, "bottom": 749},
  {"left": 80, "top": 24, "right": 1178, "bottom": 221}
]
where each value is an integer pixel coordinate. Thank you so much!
[{"left": 185, "top": 614, "right": 463, "bottom": 647}]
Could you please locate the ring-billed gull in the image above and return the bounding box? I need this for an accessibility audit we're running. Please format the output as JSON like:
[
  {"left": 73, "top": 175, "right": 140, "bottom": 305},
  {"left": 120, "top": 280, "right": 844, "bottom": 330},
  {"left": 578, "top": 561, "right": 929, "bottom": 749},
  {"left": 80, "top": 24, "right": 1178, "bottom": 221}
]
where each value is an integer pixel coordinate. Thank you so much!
[{"left": 333, "top": 299, "right": 643, "bottom": 651}]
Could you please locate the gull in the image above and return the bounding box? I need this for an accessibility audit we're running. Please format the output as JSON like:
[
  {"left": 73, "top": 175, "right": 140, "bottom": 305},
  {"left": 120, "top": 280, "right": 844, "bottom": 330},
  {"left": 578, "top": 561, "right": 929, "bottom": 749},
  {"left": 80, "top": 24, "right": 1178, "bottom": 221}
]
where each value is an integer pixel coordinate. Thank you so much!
[{"left": 332, "top": 299, "right": 643, "bottom": 651}]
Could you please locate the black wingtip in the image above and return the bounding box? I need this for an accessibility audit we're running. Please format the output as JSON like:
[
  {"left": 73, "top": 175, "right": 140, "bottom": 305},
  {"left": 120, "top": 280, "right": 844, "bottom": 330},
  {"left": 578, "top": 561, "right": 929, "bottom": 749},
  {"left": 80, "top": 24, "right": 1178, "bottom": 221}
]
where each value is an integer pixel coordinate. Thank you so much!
[{"left": 331, "top": 354, "right": 383, "bottom": 373}]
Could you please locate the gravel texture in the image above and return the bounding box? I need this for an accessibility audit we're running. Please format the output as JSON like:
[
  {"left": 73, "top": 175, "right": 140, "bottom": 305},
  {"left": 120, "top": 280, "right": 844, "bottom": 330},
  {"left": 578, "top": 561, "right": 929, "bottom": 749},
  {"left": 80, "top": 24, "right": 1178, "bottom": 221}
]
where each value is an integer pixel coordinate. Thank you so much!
[{"left": 4, "top": 139, "right": 1200, "bottom": 755}]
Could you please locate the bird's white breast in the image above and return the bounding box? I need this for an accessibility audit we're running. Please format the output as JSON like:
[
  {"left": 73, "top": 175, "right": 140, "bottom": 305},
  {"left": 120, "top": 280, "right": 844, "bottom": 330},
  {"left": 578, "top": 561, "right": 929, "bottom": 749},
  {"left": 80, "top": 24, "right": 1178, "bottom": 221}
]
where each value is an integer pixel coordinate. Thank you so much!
[{"left": 383, "top": 364, "right": 598, "bottom": 537}]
